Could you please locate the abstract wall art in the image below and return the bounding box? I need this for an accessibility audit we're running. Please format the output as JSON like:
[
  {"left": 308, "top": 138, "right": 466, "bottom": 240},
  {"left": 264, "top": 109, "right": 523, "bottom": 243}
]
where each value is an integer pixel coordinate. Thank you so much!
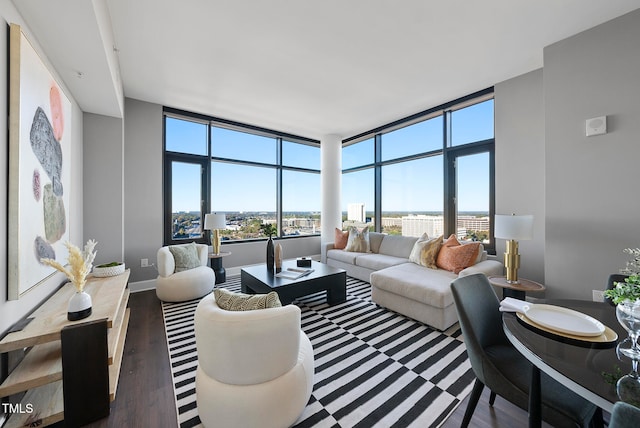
[{"left": 8, "top": 24, "right": 72, "bottom": 300}]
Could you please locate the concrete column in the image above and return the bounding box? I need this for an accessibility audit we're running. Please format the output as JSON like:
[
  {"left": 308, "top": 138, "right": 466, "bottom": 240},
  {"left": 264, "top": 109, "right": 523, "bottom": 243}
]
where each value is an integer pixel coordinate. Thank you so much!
[{"left": 320, "top": 134, "right": 342, "bottom": 261}]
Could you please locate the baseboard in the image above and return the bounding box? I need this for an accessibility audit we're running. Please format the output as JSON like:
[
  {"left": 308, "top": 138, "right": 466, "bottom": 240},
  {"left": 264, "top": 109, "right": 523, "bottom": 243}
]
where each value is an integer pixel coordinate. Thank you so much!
[{"left": 129, "top": 279, "right": 156, "bottom": 293}]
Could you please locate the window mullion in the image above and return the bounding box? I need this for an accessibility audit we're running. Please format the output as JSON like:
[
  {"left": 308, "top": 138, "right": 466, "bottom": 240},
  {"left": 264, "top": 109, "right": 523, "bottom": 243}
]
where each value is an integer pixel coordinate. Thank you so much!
[{"left": 276, "top": 138, "right": 283, "bottom": 238}]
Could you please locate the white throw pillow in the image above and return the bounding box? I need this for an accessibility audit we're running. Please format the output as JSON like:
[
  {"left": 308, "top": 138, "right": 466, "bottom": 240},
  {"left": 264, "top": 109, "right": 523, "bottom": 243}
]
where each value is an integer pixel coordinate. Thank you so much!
[
  {"left": 408, "top": 233, "right": 430, "bottom": 262},
  {"left": 345, "top": 226, "right": 371, "bottom": 253}
]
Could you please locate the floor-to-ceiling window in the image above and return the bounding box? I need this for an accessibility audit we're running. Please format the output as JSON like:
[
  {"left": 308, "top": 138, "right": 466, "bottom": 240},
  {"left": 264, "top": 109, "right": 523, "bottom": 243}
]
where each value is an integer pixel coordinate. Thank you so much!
[
  {"left": 342, "top": 138, "right": 375, "bottom": 228},
  {"left": 342, "top": 89, "right": 495, "bottom": 251},
  {"left": 163, "top": 108, "right": 320, "bottom": 246}
]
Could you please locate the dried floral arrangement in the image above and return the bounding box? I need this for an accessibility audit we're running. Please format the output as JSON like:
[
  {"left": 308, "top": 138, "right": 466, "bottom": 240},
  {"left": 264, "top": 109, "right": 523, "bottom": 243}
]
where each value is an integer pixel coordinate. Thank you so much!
[{"left": 40, "top": 239, "right": 97, "bottom": 292}]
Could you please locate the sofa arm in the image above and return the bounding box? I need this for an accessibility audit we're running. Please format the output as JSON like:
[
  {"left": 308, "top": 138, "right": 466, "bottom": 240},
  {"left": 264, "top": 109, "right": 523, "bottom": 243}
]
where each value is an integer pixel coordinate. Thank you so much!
[
  {"left": 322, "top": 242, "right": 336, "bottom": 263},
  {"left": 458, "top": 260, "right": 504, "bottom": 278}
]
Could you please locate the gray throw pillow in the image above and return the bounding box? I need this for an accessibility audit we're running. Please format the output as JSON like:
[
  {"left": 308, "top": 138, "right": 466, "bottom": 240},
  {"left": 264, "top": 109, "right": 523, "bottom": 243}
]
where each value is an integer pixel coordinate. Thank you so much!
[
  {"left": 169, "top": 242, "right": 201, "bottom": 272},
  {"left": 214, "top": 288, "right": 282, "bottom": 311}
]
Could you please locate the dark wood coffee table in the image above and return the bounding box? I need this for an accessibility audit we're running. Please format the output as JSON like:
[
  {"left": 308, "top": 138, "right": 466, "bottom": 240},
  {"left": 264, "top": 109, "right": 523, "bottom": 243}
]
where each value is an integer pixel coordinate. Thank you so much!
[{"left": 240, "top": 260, "right": 346, "bottom": 305}]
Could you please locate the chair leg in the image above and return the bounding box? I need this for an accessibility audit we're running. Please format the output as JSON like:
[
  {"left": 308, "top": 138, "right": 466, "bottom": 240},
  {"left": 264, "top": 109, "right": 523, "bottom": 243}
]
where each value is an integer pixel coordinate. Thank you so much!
[
  {"left": 589, "top": 407, "right": 603, "bottom": 428},
  {"left": 489, "top": 391, "right": 497, "bottom": 406},
  {"left": 461, "top": 378, "right": 485, "bottom": 428}
]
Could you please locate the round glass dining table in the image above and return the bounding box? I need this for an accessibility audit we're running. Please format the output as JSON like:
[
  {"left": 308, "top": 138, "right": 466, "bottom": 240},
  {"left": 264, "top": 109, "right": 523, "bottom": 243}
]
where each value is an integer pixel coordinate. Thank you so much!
[{"left": 503, "top": 299, "right": 634, "bottom": 425}]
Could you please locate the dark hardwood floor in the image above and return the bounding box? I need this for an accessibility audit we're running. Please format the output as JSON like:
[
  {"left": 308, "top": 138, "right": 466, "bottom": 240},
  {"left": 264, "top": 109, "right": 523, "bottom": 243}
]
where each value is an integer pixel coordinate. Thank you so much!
[
  {"left": 86, "top": 290, "right": 178, "bottom": 428},
  {"left": 80, "top": 290, "right": 539, "bottom": 428}
]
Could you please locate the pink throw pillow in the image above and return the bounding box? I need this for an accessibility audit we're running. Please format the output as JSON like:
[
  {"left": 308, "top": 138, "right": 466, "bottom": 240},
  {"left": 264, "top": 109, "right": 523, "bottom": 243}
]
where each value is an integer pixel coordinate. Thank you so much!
[
  {"left": 334, "top": 228, "right": 349, "bottom": 250},
  {"left": 436, "top": 235, "right": 481, "bottom": 274}
]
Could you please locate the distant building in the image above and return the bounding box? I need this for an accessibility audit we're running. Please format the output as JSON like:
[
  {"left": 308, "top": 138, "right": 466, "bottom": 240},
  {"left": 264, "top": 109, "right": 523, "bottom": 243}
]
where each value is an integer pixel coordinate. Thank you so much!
[
  {"left": 457, "top": 216, "right": 490, "bottom": 232},
  {"left": 401, "top": 215, "right": 444, "bottom": 237},
  {"left": 347, "top": 203, "right": 365, "bottom": 222}
]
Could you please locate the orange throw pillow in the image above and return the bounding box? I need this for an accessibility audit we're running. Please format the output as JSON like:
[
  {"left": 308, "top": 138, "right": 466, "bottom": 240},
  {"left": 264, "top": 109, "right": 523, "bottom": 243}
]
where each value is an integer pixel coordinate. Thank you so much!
[
  {"left": 436, "top": 234, "right": 481, "bottom": 274},
  {"left": 334, "top": 228, "right": 349, "bottom": 249}
]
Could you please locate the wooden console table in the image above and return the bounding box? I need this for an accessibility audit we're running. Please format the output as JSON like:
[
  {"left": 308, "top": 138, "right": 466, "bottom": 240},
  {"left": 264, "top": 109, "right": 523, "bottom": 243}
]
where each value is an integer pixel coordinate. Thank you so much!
[{"left": 0, "top": 270, "right": 131, "bottom": 427}]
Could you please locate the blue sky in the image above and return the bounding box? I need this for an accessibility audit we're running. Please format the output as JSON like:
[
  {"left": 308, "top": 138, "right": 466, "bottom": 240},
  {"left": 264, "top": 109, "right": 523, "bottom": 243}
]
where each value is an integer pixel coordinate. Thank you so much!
[{"left": 168, "top": 99, "right": 493, "bottom": 214}]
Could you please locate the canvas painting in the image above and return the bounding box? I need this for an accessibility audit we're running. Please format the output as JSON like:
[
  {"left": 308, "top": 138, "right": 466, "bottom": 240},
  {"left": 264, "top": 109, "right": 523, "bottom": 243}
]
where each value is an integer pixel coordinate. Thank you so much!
[{"left": 8, "top": 24, "right": 72, "bottom": 299}]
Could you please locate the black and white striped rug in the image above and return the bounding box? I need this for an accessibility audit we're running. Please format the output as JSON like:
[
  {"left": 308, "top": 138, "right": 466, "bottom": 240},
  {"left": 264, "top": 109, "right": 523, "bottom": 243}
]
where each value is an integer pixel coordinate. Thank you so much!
[{"left": 162, "top": 275, "right": 474, "bottom": 428}]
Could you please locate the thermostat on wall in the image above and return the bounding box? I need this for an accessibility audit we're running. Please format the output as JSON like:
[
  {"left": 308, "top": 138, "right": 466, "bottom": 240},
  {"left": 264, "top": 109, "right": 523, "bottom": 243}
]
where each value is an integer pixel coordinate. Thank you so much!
[{"left": 586, "top": 116, "right": 607, "bottom": 137}]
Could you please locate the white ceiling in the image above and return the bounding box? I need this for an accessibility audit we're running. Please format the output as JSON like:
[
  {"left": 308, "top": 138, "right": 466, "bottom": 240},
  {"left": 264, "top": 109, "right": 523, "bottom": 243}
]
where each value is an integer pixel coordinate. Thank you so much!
[{"left": 14, "top": 0, "right": 640, "bottom": 140}]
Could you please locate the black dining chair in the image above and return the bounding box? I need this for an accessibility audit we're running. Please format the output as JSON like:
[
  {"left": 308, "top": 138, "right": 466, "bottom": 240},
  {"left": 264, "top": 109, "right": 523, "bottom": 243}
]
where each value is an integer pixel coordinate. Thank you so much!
[
  {"left": 451, "top": 273, "right": 600, "bottom": 428},
  {"left": 609, "top": 401, "right": 640, "bottom": 428},
  {"left": 605, "top": 274, "right": 629, "bottom": 306}
]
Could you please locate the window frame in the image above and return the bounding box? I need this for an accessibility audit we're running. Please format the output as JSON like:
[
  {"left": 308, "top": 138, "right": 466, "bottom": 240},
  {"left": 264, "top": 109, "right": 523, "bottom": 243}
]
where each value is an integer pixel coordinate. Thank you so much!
[
  {"left": 342, "top": 88, "right": 496, "bottom": 253},
  {"left": 163, "top": 107, "right": 321, "bottom": 247}
]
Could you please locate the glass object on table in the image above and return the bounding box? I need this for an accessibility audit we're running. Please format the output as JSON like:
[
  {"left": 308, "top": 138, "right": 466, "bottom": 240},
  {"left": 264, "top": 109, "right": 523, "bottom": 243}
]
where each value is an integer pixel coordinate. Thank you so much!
[
  {"left": 617, "top": 358, "right": 640, "bottom": 407},
  {"left": 616, "top": 301, "right": 640, "bottom": 359}
]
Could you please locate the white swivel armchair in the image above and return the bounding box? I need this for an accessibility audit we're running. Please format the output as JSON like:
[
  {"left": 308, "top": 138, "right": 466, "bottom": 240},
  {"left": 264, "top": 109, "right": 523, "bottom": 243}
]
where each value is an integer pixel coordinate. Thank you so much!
[
  {"left": 156, "top": 243, "right": 215, "bottom": 302},
  {"left": 194, "top": 292, "right": 314, "bottom": 428}
]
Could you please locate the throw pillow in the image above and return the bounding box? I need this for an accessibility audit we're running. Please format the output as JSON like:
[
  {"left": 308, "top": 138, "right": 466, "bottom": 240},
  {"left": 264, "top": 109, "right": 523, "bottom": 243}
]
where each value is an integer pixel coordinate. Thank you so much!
[
  {"left": 345, "top": 226, "right": 370, "bottom": 253},
  {"left": 419, "top": 235, "right": 443, "bottom": 269},
  {"left": 334, "top": 228, "right": 349, "bottom": 250},
  {"left": 408, "top": 233, "right": 430, "bottom": 263},
  {"left": 436, "top": 235, "right": 481, "bottom": 274},
  {"left": 213, "top": 288, "right": 282, "bottom": 311},
  {"left": 169, "top": 242, "right": 201, "bottom": 272}
]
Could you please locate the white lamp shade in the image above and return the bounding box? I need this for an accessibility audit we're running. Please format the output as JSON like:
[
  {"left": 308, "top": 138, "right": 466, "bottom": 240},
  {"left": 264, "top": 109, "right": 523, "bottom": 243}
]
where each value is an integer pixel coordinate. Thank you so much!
[
  {"left": 494, "top": 214, "right": 533, "bottom": 240},
  {"left": 204, "top": 213, "right": 226, "bottom": 230}
]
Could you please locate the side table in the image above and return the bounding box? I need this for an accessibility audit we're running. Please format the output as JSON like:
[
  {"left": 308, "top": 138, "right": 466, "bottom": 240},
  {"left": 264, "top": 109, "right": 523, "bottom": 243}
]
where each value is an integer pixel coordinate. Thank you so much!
[
  {"left": 488, "top": 276, "right": 546, "bottom": 300},
  {"left": 208, "top": 251, "right": 231, "bottom": 284}
]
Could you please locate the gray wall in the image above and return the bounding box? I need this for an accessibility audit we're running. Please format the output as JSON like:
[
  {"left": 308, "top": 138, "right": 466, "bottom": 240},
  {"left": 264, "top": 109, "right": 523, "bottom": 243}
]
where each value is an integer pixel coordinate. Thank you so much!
[
  {"left": 543, "top": 9, "right": 640, "bottom": 299},
  {"left": 123, "top": 98, "right": 164, "bottom": 282},
  {"left": 83, "top": 113, "right": 124, "bottom": 264},
  {"left": 494, "top": 9, "right": 640, "bottom": 299},
  {"left": 0, "top": 2, "right": 84, "bottom": 334},
  {"left": 495, "top": 69, "right": 546, "bottom": 284}
]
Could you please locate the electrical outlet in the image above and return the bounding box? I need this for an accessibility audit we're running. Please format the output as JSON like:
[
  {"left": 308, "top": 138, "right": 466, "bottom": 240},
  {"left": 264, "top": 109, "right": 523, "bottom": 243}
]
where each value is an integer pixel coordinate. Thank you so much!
[
  {"left": 592, "top": 290, "right": 605, "bottom": 302},
  {"left": 141, "top": 258, "right": 149, "bottom": 268}
]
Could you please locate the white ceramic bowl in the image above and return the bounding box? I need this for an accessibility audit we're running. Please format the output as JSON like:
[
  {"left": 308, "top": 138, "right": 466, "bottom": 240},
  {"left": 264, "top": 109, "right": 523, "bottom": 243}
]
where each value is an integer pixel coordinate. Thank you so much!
[{"left": 93, "top": 263, "right": 125, "bottom": 277}]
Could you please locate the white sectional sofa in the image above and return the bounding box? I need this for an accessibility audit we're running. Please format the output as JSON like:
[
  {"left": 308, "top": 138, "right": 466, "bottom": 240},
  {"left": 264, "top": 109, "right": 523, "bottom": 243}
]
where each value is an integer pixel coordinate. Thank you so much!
[{"left": 323, "top": 232, "right": 503, "bottom": 330}]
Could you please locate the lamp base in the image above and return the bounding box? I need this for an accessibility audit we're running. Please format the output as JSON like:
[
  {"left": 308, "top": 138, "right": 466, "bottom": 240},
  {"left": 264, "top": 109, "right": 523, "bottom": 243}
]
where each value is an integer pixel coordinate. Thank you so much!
[
  {"left": 504, "top": 239, "right": 521, "bottom": 284},
  {"left": 212, "top": 229, "right": 221, "bottom": 255}
]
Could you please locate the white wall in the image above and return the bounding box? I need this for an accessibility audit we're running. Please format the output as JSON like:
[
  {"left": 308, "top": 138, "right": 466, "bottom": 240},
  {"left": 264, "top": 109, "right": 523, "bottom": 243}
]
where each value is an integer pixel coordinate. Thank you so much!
[
  {"left": 0, "top": 2, "right": 84, "bottom": 334},
  {"left": 495, "top": 69, "right": 546, "bottom": 284},
  {"left": 543, "top": 9, "right": 640, "bottom": 299}
]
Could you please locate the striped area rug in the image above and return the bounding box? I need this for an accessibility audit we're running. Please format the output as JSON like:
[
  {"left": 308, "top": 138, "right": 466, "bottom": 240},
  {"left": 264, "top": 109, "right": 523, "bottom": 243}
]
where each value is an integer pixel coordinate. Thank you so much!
[{"left": 162, "top": 275, "right": 474, "bottom": 428}]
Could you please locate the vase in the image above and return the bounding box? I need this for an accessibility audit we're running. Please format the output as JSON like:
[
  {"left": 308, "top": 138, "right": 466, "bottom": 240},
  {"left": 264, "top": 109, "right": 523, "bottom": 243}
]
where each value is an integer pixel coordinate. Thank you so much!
[
  {"left": 616, "top": 301, "right": 640, "bottom": 359},
  {"left": 68, "top": 291, "right": 92, "bottom": 321},
  {"left": 266, "top": 237, "right": 274, "bottom": 272}
]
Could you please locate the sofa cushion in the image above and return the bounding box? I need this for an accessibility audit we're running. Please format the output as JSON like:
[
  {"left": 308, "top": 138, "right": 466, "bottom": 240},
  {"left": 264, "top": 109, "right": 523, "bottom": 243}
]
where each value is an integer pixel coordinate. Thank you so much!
[
  {"left": 378, "top": 234, "right": 419, "bottom": 258},
  {"left": 370, "top": 263, "right": 457, "bottom": 308},
  {"left": 345, "top": 226, "right": 370, "bottom": 252},
  {"left": 436, "top": 235, "right": 481, "bottom": 274},
  {"left": 327, "top": 248, "right": 364, "bottom": 264},
  {"left": 355, "top": 254, "right": 408, "bottom": 271},
  {"left": 213, "top": 288, "right": 282, "bottom": 311},
  {"left": 369, "top": 232, "right": 385, "bottom": 253},
  {"left": 334, "top": 228, "right": 349, "bottom": 249}
]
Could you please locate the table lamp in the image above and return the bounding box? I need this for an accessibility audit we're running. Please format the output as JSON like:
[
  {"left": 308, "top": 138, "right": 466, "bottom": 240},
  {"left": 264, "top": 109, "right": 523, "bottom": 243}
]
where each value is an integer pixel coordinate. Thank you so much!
[
  {"left": 204, "top": 213, "right": 226, "bottom": 255},
  {"left": 494, "top": 214, "right": 533, "bottom": 284}
]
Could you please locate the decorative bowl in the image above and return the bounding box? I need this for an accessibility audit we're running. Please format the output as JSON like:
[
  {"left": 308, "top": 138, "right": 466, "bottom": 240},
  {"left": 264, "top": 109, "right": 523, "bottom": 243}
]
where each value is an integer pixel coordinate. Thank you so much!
[{"left": 93, "top": 262, "right": 125, "bottom": 277}]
